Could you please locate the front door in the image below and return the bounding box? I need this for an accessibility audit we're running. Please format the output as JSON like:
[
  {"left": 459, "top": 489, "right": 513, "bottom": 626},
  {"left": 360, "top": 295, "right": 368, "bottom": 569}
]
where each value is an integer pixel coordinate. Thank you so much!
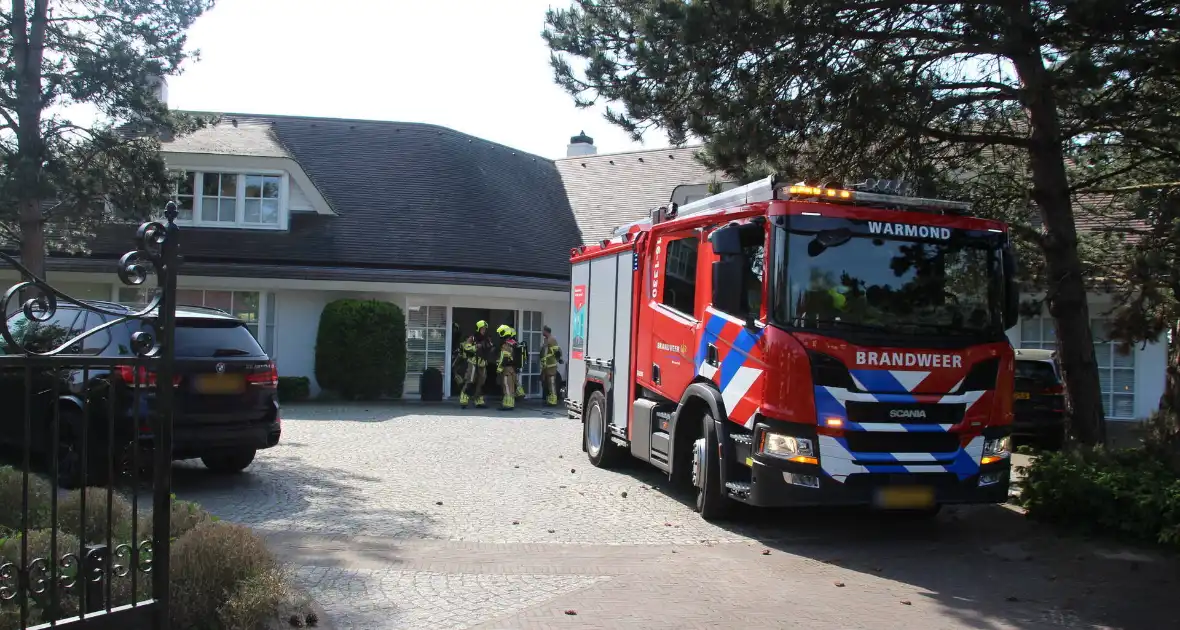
[{"left": 642, "top": 231, "right": 702, "bottom": 400}]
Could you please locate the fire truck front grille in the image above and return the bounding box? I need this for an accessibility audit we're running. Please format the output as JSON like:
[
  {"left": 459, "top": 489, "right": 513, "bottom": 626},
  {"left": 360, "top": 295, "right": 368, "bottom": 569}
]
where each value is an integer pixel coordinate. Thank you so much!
[
  {"left": 842, "top": 431, "right": 960, "bottom": 455},
  {"left": 844, "top": 402, "right": 965, "bottom": 425}
]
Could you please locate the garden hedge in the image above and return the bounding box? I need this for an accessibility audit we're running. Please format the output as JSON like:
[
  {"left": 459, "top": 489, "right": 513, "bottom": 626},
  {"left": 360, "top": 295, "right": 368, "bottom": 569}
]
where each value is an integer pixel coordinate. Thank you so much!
[
  {"left": 314, "top": 299, "right": 407, "bottom": 400},
  {"left": 277, "top": 376, "right": 311, "bottom": 402}
]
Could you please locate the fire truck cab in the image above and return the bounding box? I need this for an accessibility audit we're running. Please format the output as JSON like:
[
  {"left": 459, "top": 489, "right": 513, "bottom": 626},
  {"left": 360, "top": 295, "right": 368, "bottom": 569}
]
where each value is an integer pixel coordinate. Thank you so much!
[{"left": 566, "top": 176, "right": 1020, "bottom": 520}]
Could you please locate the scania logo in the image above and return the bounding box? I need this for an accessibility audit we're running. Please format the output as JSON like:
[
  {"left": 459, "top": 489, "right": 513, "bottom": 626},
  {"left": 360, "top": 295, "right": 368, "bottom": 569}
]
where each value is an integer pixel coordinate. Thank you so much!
[{"left": 889, "top": 409, "right": 927, "bottom": 419}]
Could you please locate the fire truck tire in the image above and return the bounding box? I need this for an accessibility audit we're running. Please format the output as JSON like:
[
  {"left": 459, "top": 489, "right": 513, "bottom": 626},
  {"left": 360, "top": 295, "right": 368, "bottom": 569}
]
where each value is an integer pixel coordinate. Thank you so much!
[
  {"left": 693, "top": 413, "right": 731, "bottom": 521},
  {"left": 584, "top": 390, "right": 623, "bottom": 468}
]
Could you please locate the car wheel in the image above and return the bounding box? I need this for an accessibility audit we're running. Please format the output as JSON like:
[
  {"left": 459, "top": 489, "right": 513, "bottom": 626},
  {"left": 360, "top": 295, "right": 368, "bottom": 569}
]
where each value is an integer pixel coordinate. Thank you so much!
[
  {"left": 201, "top": 449, "right": 257, "bottom": 474},
  {"left": 53, "top": 408, "right": 108, "bottom": 489},
  {"left": 584, "top": 390, "right": 623, "bottom": 468},
  {"left": 693, "top": 413, "right": 731, "bottom": 521}
]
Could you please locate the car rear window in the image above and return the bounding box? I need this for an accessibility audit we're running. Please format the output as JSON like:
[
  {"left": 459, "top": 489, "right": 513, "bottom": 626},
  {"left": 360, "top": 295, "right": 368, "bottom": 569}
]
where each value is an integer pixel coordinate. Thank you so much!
[
  {"left": 175, "top": 319, "right": 265, "bottom": 358},
  {"left": 1015, "top": 360, "right": 1059, "bottom": 384}
]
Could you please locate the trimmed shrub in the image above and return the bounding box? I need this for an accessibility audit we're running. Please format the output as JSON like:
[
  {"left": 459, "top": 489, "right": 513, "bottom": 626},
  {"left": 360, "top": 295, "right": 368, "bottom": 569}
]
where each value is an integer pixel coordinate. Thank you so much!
[
  {"left": 1017, "top": 446, "right": 1180, "bottom": 547},
  {"left": 0, "top": 528, "right": 82, "bottom": 624},
  {"left": 277, "top": 376, "right": 311, "bottom": 403},
  {"left": 169, "top": 521, "right": 278, "bottom": 630},
  {"left": 314, "top": 299, "right": 406, "bottom": 400},
  {"left": 0, "top": 466, "right": 53, "bottom": 534},
  {"left": 56, "top": 487, "right": 135, "bottom": 545},
  {"left": 216, "top": 567, "right": 289, "bottom": 630}
]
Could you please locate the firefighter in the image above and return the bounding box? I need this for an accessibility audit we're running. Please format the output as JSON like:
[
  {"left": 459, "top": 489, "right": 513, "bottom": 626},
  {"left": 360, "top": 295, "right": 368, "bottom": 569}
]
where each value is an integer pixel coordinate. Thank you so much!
[
  {"left": 540, "top": 325, "right": 563, "bottom": 406},
  {"left": 495, "top": 324, "right": 519, "bottom": 410},
  {"left": 459, "top": 320, "right": 492, "bottom": 408}
]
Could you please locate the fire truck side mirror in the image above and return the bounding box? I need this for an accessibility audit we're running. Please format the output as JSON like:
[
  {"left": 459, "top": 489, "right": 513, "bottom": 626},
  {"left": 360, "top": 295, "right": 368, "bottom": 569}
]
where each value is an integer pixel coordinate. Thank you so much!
[
  {"left": 1002, "top": 245, "right": 1020, "bottom": 330},
  {"left": 712, "top": 258, "right": 743, "bottom": 316},
  {"left": 708, "top": 223, "right": 743, "bottom": 256}
]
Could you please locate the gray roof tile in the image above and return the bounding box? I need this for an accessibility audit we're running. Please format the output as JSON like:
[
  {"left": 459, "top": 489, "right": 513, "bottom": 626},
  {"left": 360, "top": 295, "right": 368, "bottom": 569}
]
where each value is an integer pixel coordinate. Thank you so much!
[{"left": 555, "top": 146, "right": 723, "bottom": 245}]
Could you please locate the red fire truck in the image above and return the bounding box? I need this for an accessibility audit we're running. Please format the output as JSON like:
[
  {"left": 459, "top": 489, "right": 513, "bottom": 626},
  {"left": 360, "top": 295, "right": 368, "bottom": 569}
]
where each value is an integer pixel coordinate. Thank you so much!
[{"left": 566, "top": 175, "right": 1019, "bottom": 520}]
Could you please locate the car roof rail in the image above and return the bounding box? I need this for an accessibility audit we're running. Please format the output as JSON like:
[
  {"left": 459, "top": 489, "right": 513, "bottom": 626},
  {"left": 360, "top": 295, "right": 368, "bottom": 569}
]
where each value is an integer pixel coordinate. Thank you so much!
[
  {"left": 176, "top": 303, "right": 233, "bottom": 316},
  {"left": 80, "top": 299, "right": 132, "bottom": 311}
]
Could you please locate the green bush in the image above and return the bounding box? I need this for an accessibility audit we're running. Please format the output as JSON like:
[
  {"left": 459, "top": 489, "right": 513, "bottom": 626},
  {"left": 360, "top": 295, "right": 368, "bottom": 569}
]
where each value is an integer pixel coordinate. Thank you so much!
[
  {"left": 56, "top": 487, "right": 136, "bottom": 545},
  {"left": 169, "top": 521, "right": 279, "bottom": 630},
  {"left": 0, "top": 466, "right": 53, "bottom": 535},
  {"left": 314, "top": 299, "right": 406, "bottom": 400},
  {"left": 277, "top": 376, "right": 311, "bottom": 402},
  {"left": 0, "top": 491, "right": 304, "bottom": 630},
  {"left": 1017, "top": 446, "right": 1180, "bottom": 547},
  {"left": 0, "top": 528, "right": 82, "bottom": 624}
]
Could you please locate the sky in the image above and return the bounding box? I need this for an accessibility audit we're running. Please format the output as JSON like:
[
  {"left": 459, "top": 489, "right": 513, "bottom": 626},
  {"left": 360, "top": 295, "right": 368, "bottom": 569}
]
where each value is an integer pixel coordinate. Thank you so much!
[{"left": 162, "top": 0, "right": 664, "bottom": 159}]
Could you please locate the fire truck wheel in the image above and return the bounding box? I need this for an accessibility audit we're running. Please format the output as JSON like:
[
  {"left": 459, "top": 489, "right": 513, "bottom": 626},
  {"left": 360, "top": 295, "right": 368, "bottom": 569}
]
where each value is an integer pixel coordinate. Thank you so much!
[
  {"left": 584, "top": 389, "right": 623, "bottom": 468},
  {"left": 692, "top": 413, "right": 731, "bottom": 521}
]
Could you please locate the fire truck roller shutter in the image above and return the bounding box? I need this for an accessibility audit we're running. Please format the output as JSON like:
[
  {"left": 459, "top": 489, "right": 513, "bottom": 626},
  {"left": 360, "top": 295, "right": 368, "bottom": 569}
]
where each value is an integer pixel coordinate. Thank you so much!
[{"left": 567, "top": 260, "right": 591, "bottom": 411}]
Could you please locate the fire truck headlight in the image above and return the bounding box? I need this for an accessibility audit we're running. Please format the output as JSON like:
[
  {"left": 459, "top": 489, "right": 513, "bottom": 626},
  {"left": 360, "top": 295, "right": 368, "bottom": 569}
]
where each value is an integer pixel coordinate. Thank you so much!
[
  {"left": 761, "top": 433, "right": 817, "bottom": 464},
  {"left": 981, "top": 436, "right": 1012, "bottom": 464}
]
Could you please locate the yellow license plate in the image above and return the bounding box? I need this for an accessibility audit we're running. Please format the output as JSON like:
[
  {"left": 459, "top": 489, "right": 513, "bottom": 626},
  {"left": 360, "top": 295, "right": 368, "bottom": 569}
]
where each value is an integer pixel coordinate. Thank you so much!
[
  {"left": 1014, "top": 391, "right": 1031, "bottom": 400},
  {"left": 194, "top": 373, "right": 245, "bottom": 395},
  {"left": 875, "top": 486, "right": 935, "bottom": 510}
]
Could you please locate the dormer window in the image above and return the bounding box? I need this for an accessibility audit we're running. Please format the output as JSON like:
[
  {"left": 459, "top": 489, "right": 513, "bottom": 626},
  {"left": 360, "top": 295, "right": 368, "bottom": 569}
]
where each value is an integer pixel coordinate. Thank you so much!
[{"left": 171, "top": 170, "right": 287, "bottom": 229}]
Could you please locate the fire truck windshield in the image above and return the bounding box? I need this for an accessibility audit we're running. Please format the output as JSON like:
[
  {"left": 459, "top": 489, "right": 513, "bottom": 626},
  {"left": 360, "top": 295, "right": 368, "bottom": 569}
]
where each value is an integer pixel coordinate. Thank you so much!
[{"left": 773, "top": 222, "right": 1004, "bottom": 338}]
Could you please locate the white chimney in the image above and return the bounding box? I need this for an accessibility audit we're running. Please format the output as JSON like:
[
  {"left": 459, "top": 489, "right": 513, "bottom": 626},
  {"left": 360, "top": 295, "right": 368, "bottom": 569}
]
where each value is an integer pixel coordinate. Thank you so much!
[
  {"left": 147, "top": 74, "right": 169, "bottom": 107},
  {"left": 566, "top": 130, "right": 597, "bottom": 157}
]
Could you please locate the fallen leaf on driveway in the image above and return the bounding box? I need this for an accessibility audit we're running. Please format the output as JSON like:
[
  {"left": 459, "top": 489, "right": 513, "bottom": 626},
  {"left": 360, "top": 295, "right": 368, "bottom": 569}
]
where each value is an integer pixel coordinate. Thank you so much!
[
  {"left": 435, "top": 501, "right": 443, "bottom": 506},
  {"left": 900, "top": 600, "right": 912, "bottom": 606},
  {"left": 621, "top": 491, "right": 628, "bottom": 498},
  {"left": 564, "top": 610, "right": 577, "bottom": 616},
  {"left": 834, "top": 581, "right": 845, "bottom": 588},
  {"left": 761, "top": 549, "right": 770, "bottom": 556}
]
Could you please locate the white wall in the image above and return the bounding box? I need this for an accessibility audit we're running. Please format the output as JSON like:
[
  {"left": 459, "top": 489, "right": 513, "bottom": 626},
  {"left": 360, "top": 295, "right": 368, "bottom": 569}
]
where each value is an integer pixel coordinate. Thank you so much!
[
  {"left": 1007, "top": 292, "right": 1168, "bottom": 421},
  {"left": 265, "top": 286, "right": 569, "bottom": 398},
  {"left": 270, "top": 289, "right": 334, "bottom": 394}
]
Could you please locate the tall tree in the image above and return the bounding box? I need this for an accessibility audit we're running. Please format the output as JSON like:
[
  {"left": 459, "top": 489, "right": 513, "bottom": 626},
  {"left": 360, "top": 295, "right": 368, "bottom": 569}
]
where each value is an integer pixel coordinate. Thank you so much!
[
  {"left": 1, "top": 0, "right": 214, "bottom": 280},
  {"left": 544, "top": 0, "right": 1180, "bottom": 445}
]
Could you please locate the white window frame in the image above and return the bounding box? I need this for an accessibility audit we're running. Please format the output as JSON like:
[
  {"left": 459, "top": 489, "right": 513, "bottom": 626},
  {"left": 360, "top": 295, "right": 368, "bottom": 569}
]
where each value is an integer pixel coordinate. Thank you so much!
[
  {"left": 170, "top": 169, "right": 290, "bottom": 230},
  {"left": 110, "top": 285, "right": 275, "bottom": 355},
  {"left": 405, "top": 303, "right": 448, "bottom": 395},
  {"left": 518, "top": 310, "right": 544, "bottom": 398},
  {"left": 1019, "top": 314, "right": 1136, "bottom": 419}
]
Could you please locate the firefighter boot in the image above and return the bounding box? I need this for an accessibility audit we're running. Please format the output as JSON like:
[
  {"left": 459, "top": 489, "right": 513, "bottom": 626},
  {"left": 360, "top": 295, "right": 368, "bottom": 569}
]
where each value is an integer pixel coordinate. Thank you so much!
[
  {"left": 459, "top": 391, "right": 470, "bottom": 409},
  {"left": 475, "top": 396, "right": 486, "bottom": 408},
  {"left": 515, "top": 384, "right": 526, "bottom": 399},
  {"left": 500, "top": 374, "right": 516, "bottom": 411},
  {"left": 545, "top": 374, "right": 559, "bottom": 406}
]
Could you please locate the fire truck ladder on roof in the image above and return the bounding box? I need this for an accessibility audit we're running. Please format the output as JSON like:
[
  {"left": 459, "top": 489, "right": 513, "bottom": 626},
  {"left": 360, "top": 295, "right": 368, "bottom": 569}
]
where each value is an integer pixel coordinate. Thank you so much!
[{"left": 611, "top": 174, "right": 973, "bottom": 236}]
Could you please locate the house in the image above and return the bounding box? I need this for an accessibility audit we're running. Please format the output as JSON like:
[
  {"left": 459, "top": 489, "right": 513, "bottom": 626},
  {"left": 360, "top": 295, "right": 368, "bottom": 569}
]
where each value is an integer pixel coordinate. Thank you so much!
[
  {"left": 1, "top": 117, "right": 721, "bottom": 400},
  {"left": 1, "top": 113, "right": 1164, "bottom": 422}
]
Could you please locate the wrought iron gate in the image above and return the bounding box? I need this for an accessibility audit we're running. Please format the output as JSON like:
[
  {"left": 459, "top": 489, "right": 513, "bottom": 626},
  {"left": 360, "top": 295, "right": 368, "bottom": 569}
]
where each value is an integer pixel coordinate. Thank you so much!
[{"left": 0, "top": 204, "right": 180, "bottom": 630}]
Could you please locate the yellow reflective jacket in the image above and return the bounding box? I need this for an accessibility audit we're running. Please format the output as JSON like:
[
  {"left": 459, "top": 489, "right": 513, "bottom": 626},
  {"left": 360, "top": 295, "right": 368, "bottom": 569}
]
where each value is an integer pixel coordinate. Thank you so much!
[{"left": 541, "top": 338, "right": 561, "bottom": 369}]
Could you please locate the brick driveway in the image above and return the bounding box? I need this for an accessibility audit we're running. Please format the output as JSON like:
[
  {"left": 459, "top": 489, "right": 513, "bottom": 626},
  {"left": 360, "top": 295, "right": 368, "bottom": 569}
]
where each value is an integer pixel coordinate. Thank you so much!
[{"left": 173, "top": 404, "right": 1177, "bottom": 629}]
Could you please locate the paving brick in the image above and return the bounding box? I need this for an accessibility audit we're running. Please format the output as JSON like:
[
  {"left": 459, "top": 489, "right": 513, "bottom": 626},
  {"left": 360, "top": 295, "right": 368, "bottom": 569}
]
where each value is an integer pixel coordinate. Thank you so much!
[{"left": 171, "top": 403, "right": 1177, "bottom": 630}]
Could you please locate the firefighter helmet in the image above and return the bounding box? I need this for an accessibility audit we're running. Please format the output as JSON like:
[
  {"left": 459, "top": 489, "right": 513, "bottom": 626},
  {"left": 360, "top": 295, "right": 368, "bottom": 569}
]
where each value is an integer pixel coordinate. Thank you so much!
[{"left": 476, "top": 320, "right": 488, "bottom": 332}]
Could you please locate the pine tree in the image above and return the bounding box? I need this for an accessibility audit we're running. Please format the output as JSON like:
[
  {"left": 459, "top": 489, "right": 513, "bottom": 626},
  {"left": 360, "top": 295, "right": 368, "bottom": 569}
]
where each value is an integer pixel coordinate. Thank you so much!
[
  {"left": 1, "top": 0, "right": 214, "bottom": 281},
  {"left": 544, "top": 0, "right": 1180, "bottom": 445}
]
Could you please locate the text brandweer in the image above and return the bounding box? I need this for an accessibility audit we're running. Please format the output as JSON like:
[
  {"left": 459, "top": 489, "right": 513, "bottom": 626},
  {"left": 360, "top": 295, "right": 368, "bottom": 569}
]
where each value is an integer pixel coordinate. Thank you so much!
[{"left": 856, "top": 351, "right": 963, "bottom": 368}]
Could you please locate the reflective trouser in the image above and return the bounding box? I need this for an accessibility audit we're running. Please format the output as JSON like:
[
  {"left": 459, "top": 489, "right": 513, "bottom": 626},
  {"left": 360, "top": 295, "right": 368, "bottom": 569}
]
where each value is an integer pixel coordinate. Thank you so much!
[
  {"left": 500, "top": 367, "right": 517, "bottom": 409},
  {"left": 460, "top": 363, "right": 486, "bottom": 407},
  {"left": 541, "top": 366, "right": 559, "bottom": 405}
]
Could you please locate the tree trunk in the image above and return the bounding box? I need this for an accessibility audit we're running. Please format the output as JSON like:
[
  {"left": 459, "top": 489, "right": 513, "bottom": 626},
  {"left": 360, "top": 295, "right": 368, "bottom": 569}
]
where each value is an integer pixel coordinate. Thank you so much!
[
  {"left": 1011, "top": 50, "right": 1107, "bottom": 446},
  {"left": 11, "top": 0, "right": 50, "bottom": 283}
]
